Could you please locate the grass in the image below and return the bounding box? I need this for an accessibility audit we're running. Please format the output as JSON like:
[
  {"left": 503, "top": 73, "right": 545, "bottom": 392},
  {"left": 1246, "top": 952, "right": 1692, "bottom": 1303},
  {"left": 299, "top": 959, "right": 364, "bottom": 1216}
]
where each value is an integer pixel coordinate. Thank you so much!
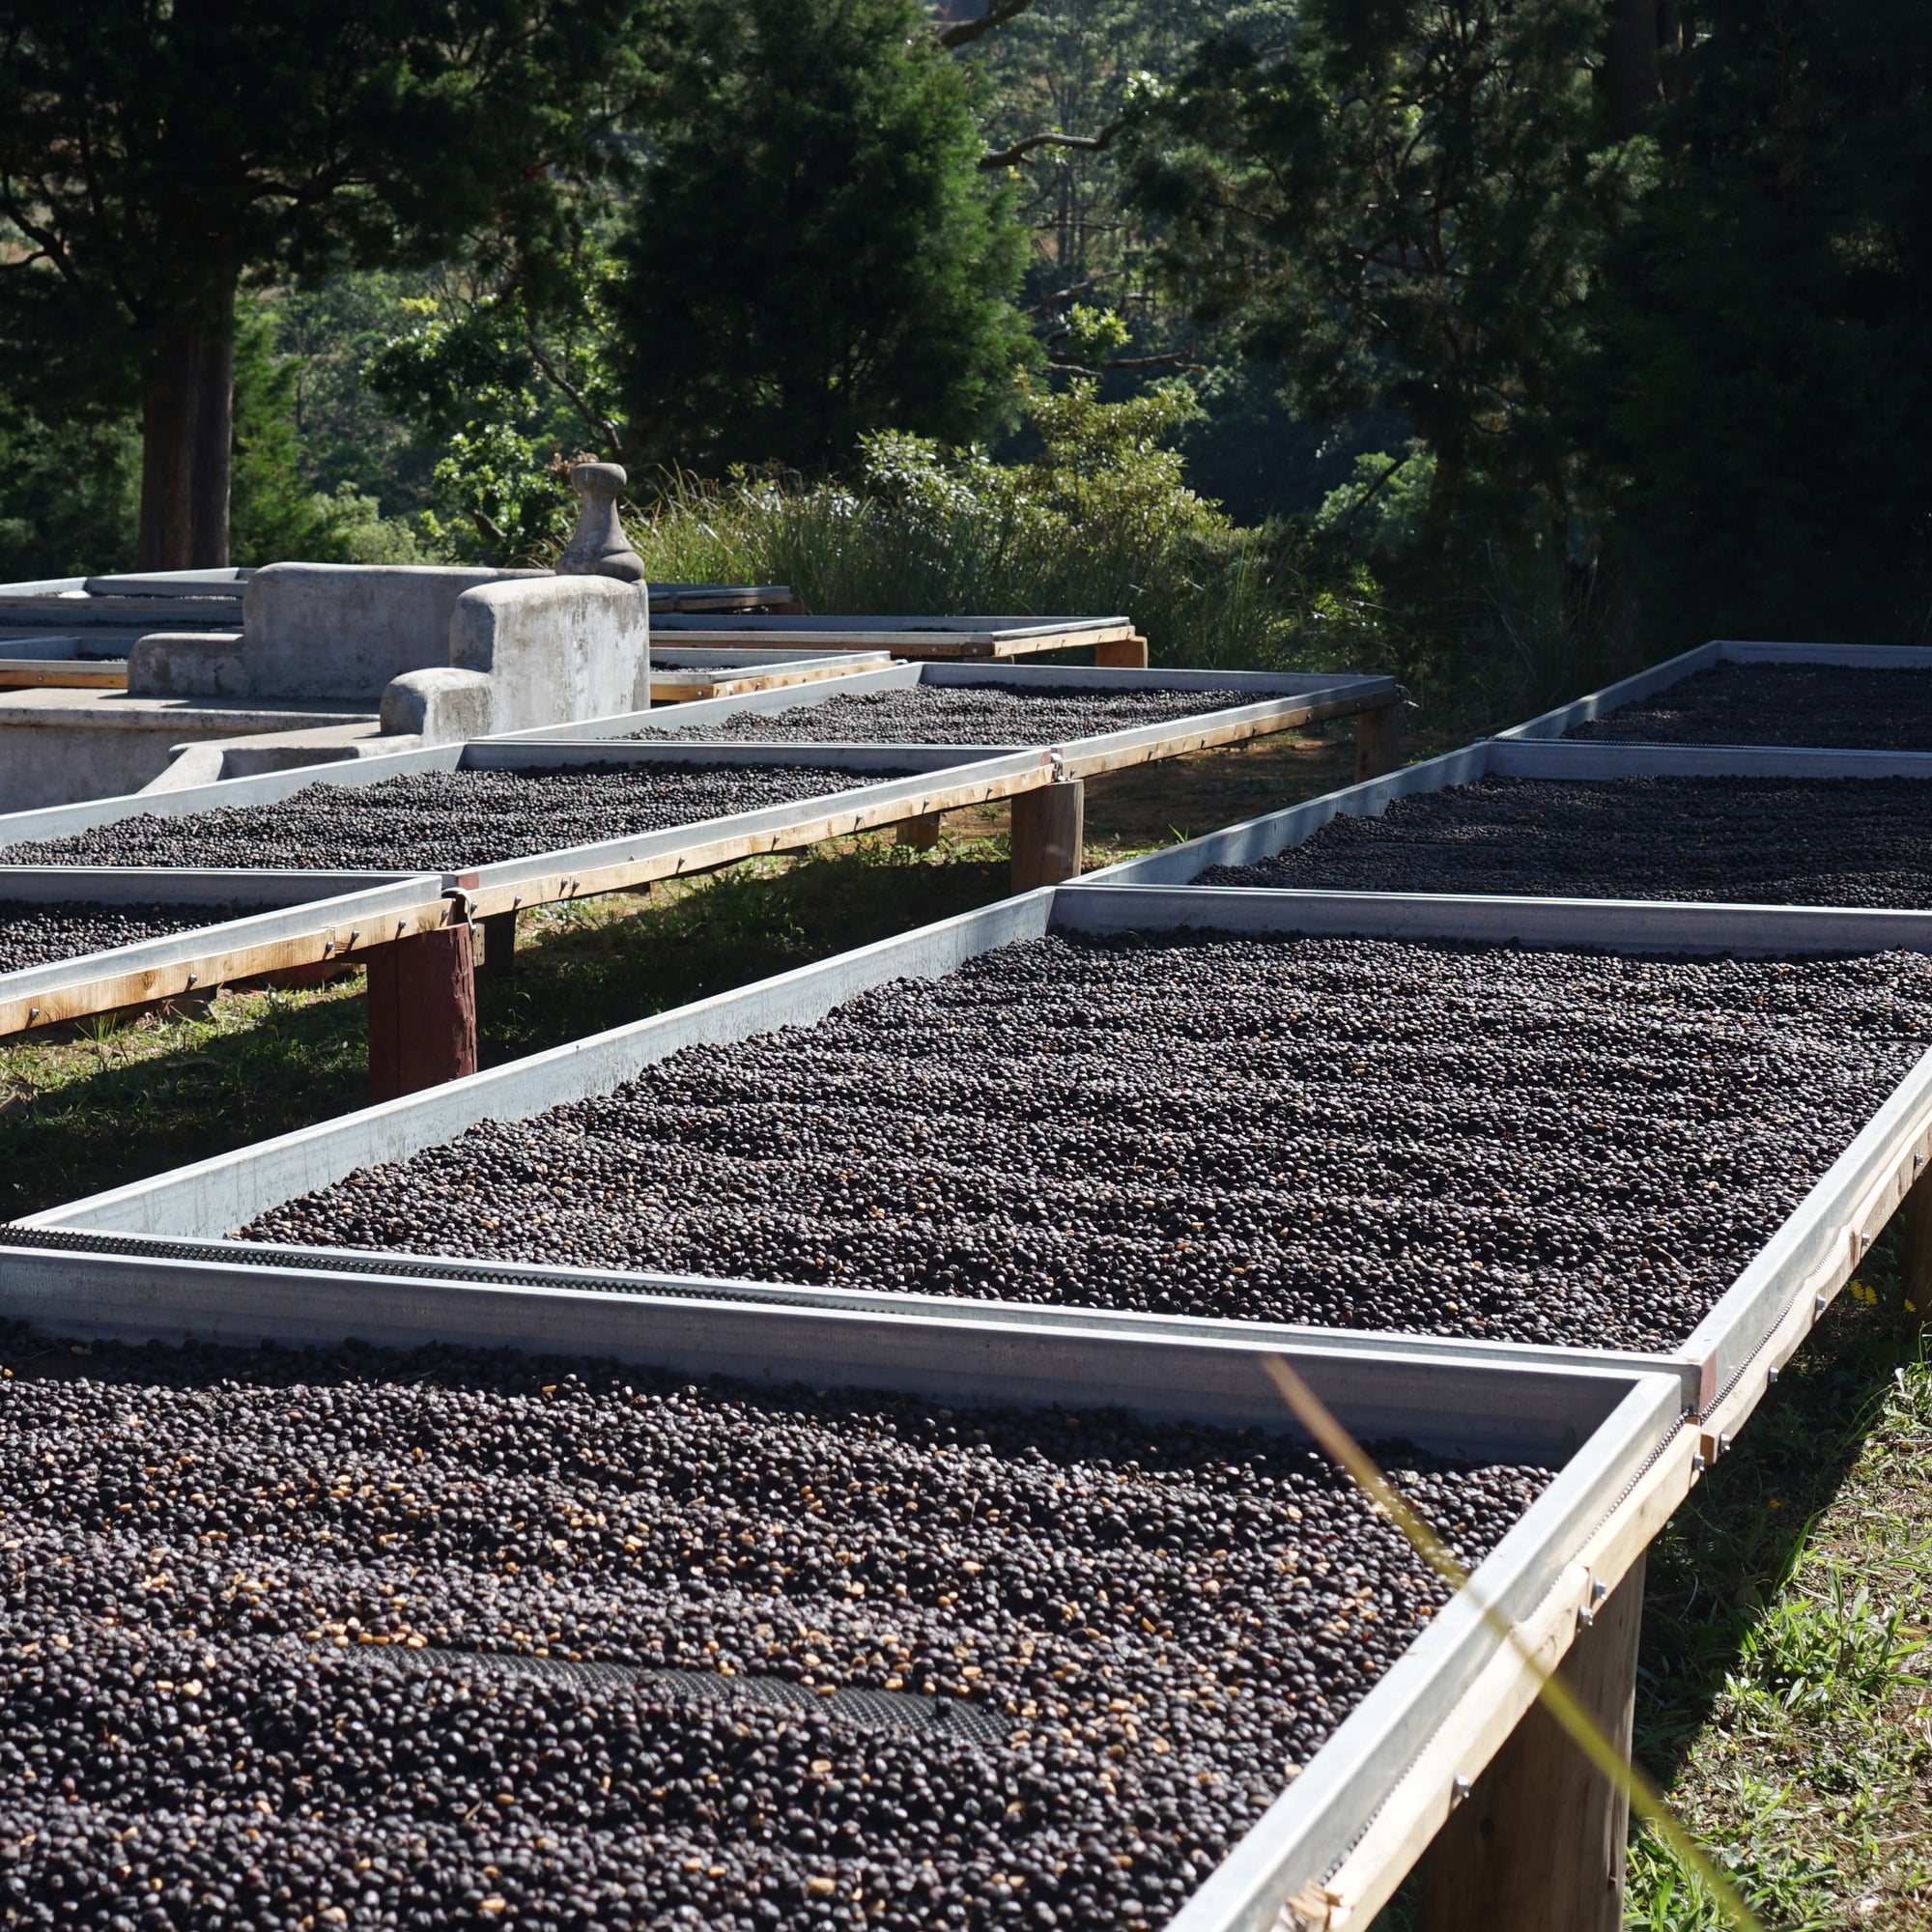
[{"left": 1618, "top": 1229, "right": 1931, "bottom": 1931}]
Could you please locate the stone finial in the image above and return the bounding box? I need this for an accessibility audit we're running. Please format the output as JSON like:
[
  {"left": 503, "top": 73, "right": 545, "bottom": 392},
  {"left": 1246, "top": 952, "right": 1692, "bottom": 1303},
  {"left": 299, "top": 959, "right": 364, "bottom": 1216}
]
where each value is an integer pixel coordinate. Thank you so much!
[{"left": 556, "top": 461, "right": 647, "bottom": 583}]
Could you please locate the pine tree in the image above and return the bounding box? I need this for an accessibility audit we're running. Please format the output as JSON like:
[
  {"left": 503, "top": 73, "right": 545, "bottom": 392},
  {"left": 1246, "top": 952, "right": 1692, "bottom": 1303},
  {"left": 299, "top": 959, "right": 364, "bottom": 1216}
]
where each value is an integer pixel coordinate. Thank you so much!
[{"left": 611, "top": 0, "right": 1037, "bottom": 474}]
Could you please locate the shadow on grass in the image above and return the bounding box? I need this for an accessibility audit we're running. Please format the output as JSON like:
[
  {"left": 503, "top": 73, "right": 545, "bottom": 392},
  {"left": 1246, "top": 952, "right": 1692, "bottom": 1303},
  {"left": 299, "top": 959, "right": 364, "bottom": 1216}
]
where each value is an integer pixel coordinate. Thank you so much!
[
  {"left": 0, "top": 984, "right": 369, "bottom": 1223},
  {"left": 1634, "top": 1233, "right": 1922, "bottom": 1791}
]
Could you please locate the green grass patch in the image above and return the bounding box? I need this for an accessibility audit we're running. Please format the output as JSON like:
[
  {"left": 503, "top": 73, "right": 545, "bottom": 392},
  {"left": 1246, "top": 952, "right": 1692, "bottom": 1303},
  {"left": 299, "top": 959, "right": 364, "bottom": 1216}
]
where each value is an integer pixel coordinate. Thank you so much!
[{"left": 1624, "top": 1242, "right": 1931, "bottom": 1931}]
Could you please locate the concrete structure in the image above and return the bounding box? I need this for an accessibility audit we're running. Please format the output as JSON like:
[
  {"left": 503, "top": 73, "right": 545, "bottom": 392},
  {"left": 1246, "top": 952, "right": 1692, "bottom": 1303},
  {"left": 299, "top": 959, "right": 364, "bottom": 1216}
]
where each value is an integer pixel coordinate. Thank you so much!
[{"left": 0, "top": 563, "right": 652, "bottom": 811}]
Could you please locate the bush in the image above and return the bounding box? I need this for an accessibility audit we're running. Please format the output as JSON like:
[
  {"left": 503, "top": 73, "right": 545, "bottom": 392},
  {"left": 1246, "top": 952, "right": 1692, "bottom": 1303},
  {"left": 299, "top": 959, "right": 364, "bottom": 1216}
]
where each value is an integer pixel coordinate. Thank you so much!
[{"left": 629, "top": 382, "right": 1330, "bottom": 669}]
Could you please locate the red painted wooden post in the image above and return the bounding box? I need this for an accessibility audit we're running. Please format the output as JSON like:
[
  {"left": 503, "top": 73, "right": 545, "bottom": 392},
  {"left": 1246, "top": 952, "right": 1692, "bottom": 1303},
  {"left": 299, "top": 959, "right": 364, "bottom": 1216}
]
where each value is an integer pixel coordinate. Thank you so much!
[{"left": 367, "top": 923, "right": 478, "bottom": 1103}]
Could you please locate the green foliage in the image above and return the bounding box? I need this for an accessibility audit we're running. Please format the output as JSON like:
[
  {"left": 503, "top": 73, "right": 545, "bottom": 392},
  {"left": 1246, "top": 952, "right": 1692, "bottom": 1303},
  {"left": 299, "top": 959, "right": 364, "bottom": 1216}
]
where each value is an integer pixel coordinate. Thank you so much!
[
  {"left": 229, "top": 301, "right": 437, "bottom": 567},
  {"left": 365, "top": 256, "right": 626, "bottom": 564},
  {"left": 611, "top": 0, "right": 1037, "bottom": 472},
  {"left": 1734, "top": 1566, "right": 1923, "bottom": 1716},
  {"left": 625, "top": 381, "right": 1313, "bottom": 668},
  {"left": 0, "top": 405, "right": 137, "bottom": 582},
  {"left": 1595, "top": 0, "right": 1932, "bottom": 645},
  {"left": 0, "top": 0, "right": 652, "bottom": 560},
  {"left": 963, "top": 0, "right": 1291, "bottom": 397},
  {"left": 1311, "top": 444, "right": 1438, "bottom": 564},
  {"left": 266, "top": 273, "right": 447, "bottom": 517},
  {"left": 1127, "top": 0, "right": 1630, "bottom": 558}
]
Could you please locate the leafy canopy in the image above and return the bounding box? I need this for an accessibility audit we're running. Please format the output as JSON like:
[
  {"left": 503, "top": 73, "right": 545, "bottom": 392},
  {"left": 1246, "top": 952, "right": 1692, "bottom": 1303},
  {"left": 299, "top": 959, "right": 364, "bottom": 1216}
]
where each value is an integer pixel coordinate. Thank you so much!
[
  {"left": 1126, "top": 0, "right": 1631, "bottom": 545},
  {"left": 611, "top": 0, "right": 1037, "bottom": 473}
]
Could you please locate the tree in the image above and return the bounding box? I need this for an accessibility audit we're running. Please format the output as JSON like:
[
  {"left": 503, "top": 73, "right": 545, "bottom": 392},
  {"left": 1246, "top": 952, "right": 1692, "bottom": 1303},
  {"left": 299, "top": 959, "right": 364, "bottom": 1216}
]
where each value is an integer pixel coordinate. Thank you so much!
[
  {"left": 1596, "top": 0, "right": 1932, "bottom": 643},
  {"left": 611, "top": 0, "right": 1037, "bottom": 474},
  {"left": 964, "top": 0, "right": 1290, "bottom": 381},
  {"left": 0, "top": 0, "right": 647, "bottom": 568},
  {"left": 1124, "top": 0, "right": 1629, "bottom": 565}
]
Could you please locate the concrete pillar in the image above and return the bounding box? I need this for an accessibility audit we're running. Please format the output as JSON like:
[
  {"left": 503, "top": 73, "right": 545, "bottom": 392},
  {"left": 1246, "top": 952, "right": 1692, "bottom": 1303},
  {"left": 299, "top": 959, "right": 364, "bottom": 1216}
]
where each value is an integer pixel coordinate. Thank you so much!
[
  {"left": 1901, "top": 1164, "right": 1932, "bottom": 1330},
  {"left": 1011, "top": 780, "right": 1085, "bottom": 891},
  {"left": 895, "top": 810, "right": 943, "bottom": 851},
  {"left": 1094, "top": 636, "right": 1151, "bottom": 669},
  {"left": 479, "top": 910, "right": 519, "bottom": 984},
  {"left": 1354, "top": 700, "right": 1404, "bottom": 781},
  {"left": 1416, "top": 1551, "right": 1647, "bottom": 1932},
  {"left": 367, "top": 923, "right": 478, "bottom": 1103}
]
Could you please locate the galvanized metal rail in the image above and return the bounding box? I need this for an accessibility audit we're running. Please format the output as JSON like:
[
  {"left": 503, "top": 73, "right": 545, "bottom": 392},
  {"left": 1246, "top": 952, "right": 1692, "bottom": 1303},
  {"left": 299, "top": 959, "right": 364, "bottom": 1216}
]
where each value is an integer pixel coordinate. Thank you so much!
[
  {"left": 1498, "top": 637, "right": 1932, "bottom": 742},
  {"left": 1079, "top": 732, "right": 1932, "bottom": 889},
  {"left": 487, "top": 659, "right": 1407, "bottom": 784}
]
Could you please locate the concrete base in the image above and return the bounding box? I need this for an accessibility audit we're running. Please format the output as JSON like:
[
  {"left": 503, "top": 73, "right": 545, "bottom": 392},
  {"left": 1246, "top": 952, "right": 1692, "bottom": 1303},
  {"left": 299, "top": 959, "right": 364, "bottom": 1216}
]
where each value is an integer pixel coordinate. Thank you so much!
[
  {"left": 0, "top": 687, "right": 376, "bottom": 812},
  {"left": 141, "top": 718, "right": 412, "bottom": 793}
]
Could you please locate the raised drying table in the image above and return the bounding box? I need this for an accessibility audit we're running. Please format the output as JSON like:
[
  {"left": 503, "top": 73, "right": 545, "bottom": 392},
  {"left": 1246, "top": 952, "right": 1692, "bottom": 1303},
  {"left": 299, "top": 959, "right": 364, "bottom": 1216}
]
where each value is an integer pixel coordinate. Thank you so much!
[
  {"left": 22, "top": 875, "right": 1932, "bottom": 1921},
  {"left": 24, "top": 877, "right": 1929, "bottom": 1445},
  {"left": 0, "top": 1207, "right": 1682, "bottom": 1932},
  {"left": 647, "top": 645, "right": 894, "bottom": 702},
  {"left": 0, "top": 739, "right": 1054, "bottom": 1089},
  {"left": 1498, "top": 638, "right": 1932, "bottom": 748},
  {"left": 1078, "top": 734, "right": 1932, "bottom": 908},
  {"left": 651, "top": 611, "right": 1156, "bottom": 668},
  {"left": 489, "top": 663, "right": 1408, "bottom": 840}
]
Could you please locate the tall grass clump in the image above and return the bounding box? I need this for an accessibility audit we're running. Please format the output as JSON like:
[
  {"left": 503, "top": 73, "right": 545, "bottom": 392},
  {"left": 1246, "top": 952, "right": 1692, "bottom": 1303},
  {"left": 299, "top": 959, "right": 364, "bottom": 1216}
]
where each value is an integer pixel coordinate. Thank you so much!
[{"left": 629, "top": 383, "right": 1321, "bottom": 671}]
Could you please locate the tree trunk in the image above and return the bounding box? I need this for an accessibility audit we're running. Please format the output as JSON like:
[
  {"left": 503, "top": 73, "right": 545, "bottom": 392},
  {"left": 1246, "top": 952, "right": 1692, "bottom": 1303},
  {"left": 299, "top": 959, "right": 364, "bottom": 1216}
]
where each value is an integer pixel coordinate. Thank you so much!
[
  {"left": 1604, "top": 0, "right": 1682, "bottom": 138},
  {"left": 136, "top": 272, "right": 238, "bottom": 570}
]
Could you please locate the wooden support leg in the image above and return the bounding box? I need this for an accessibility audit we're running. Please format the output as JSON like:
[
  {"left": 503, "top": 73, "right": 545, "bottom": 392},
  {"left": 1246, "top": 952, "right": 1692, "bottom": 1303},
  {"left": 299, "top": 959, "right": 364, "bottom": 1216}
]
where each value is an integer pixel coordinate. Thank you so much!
[
  {"left": 1011, "top": 781, "right": 1085, "bottom": 891},
  {"left": 478, "top": 910, "right": 519, "bottom": 984},
  {"left": 1354, "top": 700, "right": 1404, "bottom": 781},
  {"left": 1094, "top": 636, "right": 1151, "bottom": 669},
  {"left": 1417, "top": 1551, "right": 1647, "bottom": 1932},
  {"left": 367, "top": 924, "right": 478, "bottom": 1104},
  {"left": 895, "top": 810, "right": 943, "bottom": 851},
  {"left": 1902, "top": 1164, "right": 1932, "bottom": 1329}
]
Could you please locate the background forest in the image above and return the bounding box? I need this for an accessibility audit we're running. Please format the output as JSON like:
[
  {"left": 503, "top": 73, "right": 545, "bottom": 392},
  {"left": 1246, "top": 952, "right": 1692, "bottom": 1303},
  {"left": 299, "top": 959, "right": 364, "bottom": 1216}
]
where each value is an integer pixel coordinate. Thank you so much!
[{"left": 2, "top": 0, "right": 1928, "bottom": 728}]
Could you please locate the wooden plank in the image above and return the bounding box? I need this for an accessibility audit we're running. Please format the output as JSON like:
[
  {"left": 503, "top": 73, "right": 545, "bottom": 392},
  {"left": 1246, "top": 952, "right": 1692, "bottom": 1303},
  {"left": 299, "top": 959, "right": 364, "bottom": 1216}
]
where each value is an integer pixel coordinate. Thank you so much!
[
  {"left": 1306, "top": 1423, "right": 1695, "bottom": 1930},
  {"left": 1904, "top": 1168, "right": 1932, "bottom": 1333},
  {"left": 458, "top": 762, "right": 1055, "bottom": 919},
  {"left": 1416, "top": 1553, "right": 1645, "bottom": 1932},
  {"left": 0, "top": 897, "right": 454, "bottom": 1037},
  {"left": 1011, "top": 781, "right": 1085, "bottom": 889},
  {"left": 1059, "top": 693, "right": 1394, "bottom": 781},
  {"left": 1094, "top": 636, "right": 1151, "bottom": 668},
  {"left": 649, "top": 663, "right": 880, "bottom": 702},
  {"left": 0, "top": 665, "right": 129, "bottom": 689},
  {"left": 1353, "top": 700, "right": 1404, "bottom": 781},
  {"left": 367, "top": 923, "right": 478, "bottom": 1101}
]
